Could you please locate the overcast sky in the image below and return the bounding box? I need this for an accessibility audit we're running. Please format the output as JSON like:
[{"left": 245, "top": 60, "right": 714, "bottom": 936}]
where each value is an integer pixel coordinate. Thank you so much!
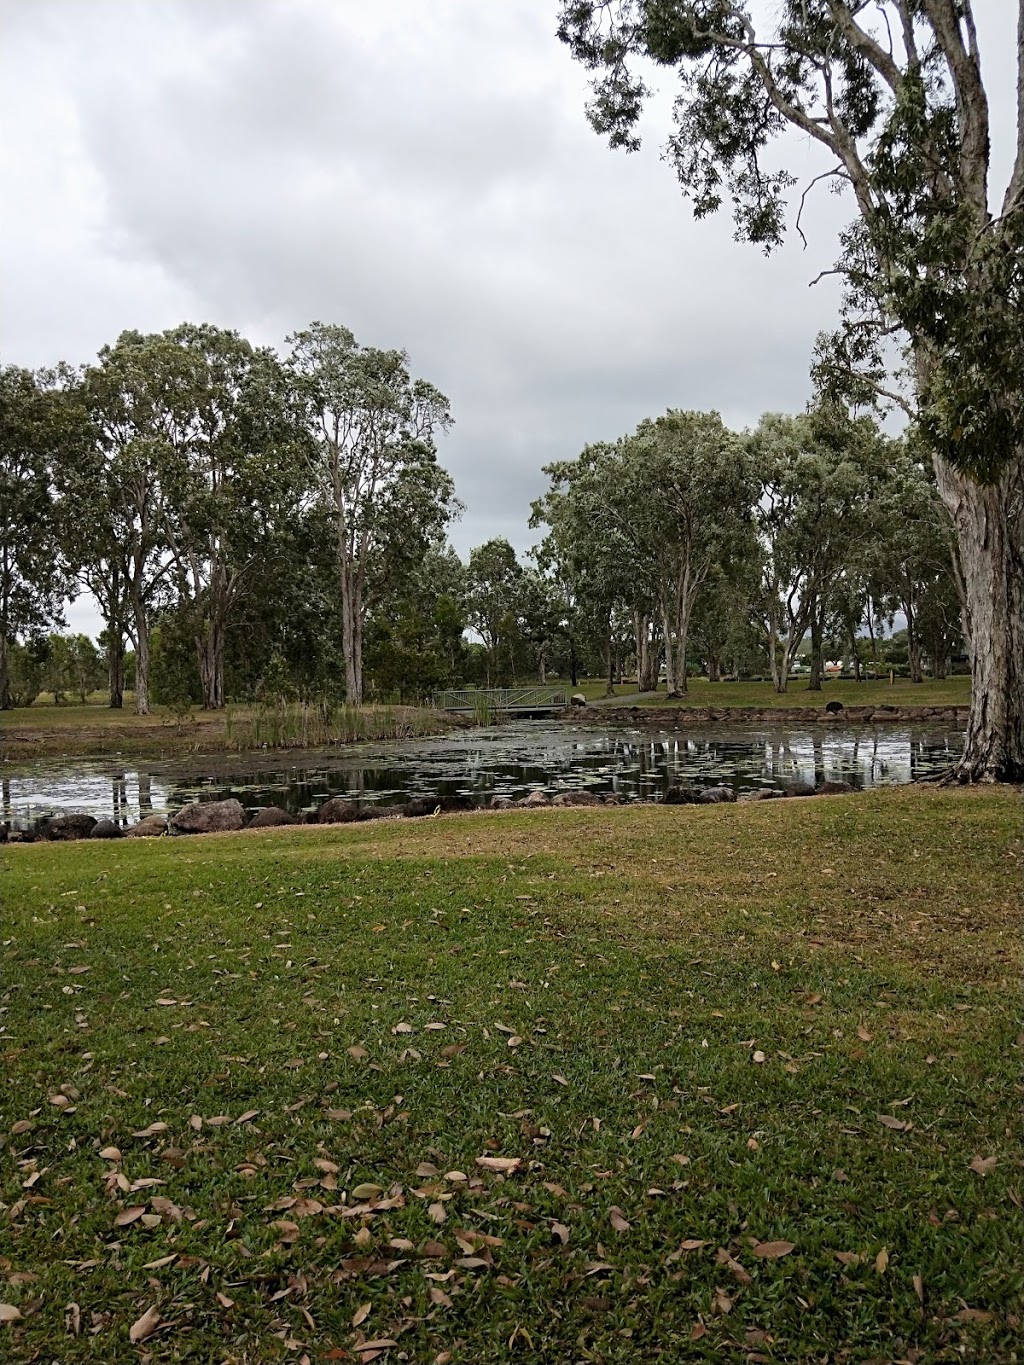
[{"left": 1, "top": 1, "right": 1019, "bottom": 637}]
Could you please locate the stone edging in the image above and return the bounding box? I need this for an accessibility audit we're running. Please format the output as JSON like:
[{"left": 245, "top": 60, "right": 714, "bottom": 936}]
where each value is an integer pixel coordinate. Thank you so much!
[{"left": 564, "top": 704, "right": 969, "bottom": 726}]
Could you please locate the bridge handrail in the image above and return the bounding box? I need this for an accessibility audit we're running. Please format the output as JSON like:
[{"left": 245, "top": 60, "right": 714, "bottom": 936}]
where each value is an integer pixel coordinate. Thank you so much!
[{"left": 435, "top": 687, "right": 568, "bottom": 711}]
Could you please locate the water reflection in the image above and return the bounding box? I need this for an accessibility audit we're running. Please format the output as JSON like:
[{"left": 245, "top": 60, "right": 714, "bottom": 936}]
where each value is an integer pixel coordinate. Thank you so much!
[{"left": 2, "top": 720, "right": 964, "bottom": 829}]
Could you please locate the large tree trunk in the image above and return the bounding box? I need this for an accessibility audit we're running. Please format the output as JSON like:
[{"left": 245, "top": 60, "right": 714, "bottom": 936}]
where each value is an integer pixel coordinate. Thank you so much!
[
  {"left": 108, "top": 629, "right": 124, "bottom": 709},
  {"left": 934, "top": 454, "right": 1024, "bottom": 782},
  {"left": 195, "top": 617, "right": 226, "bottom": 709},
  {"left": 806, "top": 610, "right": 823, "bottom": 691},
  {"left": 905, "top": 603, "right": 923, "bottom": 684},
  {"left": 707, "top": 648, "right": 721, "bottom": 682},
  {"left": 133, "top": 614, "right": 151, "bottom": 716}
]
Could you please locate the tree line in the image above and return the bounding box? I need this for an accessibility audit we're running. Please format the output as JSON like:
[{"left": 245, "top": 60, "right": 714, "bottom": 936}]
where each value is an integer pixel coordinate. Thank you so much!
[{"left": 3, "top": 324, "right": 959, "bottom": 711}]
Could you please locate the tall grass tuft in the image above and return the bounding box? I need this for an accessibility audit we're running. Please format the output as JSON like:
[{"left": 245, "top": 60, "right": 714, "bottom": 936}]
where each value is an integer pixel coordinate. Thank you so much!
[{"left": 221, "top": 700, "right": 449, "bottom": 752}]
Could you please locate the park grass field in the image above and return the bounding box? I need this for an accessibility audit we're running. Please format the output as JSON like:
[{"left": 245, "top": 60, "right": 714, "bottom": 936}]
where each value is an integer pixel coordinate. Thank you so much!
[
  {"left": 1, "top": 787, "right": 1021, "bottom": 1362},
  {"left": 575, "top": 676, "right": 972, "bottom": 709},
  {"left": 0, "top": 699, "right": 456, "bottom": 763}
]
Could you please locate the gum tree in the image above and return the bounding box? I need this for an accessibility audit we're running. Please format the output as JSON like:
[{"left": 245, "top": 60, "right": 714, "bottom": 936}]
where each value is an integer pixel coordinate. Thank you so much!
[
  {"left": 557, "top": 1, "right": 1023, "bottom": 779},
  {"left": 287, "top": 323, "right": 455, "bottom": 705}
]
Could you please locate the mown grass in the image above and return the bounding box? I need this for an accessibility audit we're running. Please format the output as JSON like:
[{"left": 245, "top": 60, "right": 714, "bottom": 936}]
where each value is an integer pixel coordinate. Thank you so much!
[
  {"left": 575, "top": 676, "right": 971, "bottom": 709},
  {"left": 0, "top": 701, "right": 456, "bottom": 763},
  {"left": 1, "top": 788, "right": 1020, "bottom": 1363}
]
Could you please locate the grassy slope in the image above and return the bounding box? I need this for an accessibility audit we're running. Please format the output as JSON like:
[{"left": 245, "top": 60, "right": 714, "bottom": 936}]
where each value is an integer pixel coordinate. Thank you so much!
[
  {"left": 575, "top": 677, "right": 971, "bottom": 708},
  {"left": 0, "top": 701, "right": 454, "bottom": 763},
  {"left": 1, "top": 790, "right": 1021, "bottom": 1363}
]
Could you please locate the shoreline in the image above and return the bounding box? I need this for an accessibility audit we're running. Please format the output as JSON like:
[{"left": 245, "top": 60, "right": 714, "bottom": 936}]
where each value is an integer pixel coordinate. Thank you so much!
[{"left": 569, "top": 702, "right": 970, "bottom": 727}]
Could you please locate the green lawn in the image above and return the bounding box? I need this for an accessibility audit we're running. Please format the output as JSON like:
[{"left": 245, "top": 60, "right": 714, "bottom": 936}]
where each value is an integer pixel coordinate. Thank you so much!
[
  {"left": 0, "top": 700, "right": 453, "bottom": 762},
  {"left": 2, "top": 789, "right": 1020, "bottom": 1362},
  {"left": 573, "top": 676, "right": 971, "bottom": 709}
]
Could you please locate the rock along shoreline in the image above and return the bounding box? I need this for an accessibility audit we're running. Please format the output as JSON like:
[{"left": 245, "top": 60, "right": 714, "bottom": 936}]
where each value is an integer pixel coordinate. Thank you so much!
[{"left": 563, "top": 702, "right": 969, "bottom": 727}]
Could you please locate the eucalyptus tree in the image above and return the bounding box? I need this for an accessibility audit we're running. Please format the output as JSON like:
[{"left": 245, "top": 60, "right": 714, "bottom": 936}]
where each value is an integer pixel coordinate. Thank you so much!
[
  {"left": 865, "top": 446, "right": 959, "bottom": 683},
  {"left": 620, "top": 411, "right": 752, "bottom": 695},
  {"left": 158, "top": 325, "right": 310, "bottom": 710},
  {"left": 465, "top": 538, "right": 524, "bottom": 686},
  {"left": 532, "top": 444, "right": 642, "bottom": 694},
  {"left": 747, "top": 409, "right": 876, "bottom": 693},
  {"left": 558, "top": 1, "right": 1024, "bottom": 778},
  {"left": 0, "top": 366, "right": 73, "bottom": 708},
  {"left": 81, "top": 331, "right": 184, "bottom": 714},
  {"left": 287, "top": 322, "right": 456, "bottom": 704}
]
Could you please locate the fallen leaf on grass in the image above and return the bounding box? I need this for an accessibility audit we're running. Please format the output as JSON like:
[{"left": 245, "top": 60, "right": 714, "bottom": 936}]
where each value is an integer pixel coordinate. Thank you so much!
[
  {"left": 0, "top": 1304, "right": 23, "bottom": 1324},
  {"left": 875, "top": 1248, "right": 889, "bottom": 1274},
  {"left": 99, "top": 1147, "right": 122, "bottom": 1162},
  {"left": 878, "top": 1114, "right": 909, "bottom": 1131},
  {"left": 678, "top": 1239, "right": 707, "bottom": 1252},
  {"left": 857, "top": 1025, "right": 873, "bottom": 1042},
  {"left": 752, "top": 1240, "right": 795, "bottom": 1259},
  {"left": 114, "top": 1207, "right": 146, "bottom": 1227},
  {"left": 834, "top": 1251, "right": 861, "bottom": 1267},
  {"left": 354, "top": 1341, "right": 398, "bottom": 1354},
  {"left": 475, "top": 1156, "right": 521, "bottom": 1174},
  {"left": 142, "top": 1255, "right": 177, "bottom": 1270},
  {"left": 132, "top": 1122, "right": 169, "bottom": 1138},
  {"left": 352, "top": 1303, "right": 372, "bottom": 1327},
  {"left": 752, "top": 1051, "right": 766, "bottom": 1065},
  {"left": 970, "top": 1155, "right": 998, "bottom": 1176},
  {"left": 551, "top": 1073, "right": 568, "bottom": 1087},
  {"left": 216, "top": 1292, "right": 234, "bottom": 1309},
  {"left": 428, "top": 1202, "right": 447, "bottom": 1225},
  {"left": 608, "top": 1207, "right": 630, "bottom": 1233},
  {"left": 129, "top": 1305, "right": 161, "bottom": 1342},
  {"left": 351, "top": 1183, "right": 383, "bottom": 1201},
  {"left": 348, "top": 1046, "right": 369, "bottom": 1060},
  {"left": 551, "top": 1221, "right": 570, "bottom": 1245}
]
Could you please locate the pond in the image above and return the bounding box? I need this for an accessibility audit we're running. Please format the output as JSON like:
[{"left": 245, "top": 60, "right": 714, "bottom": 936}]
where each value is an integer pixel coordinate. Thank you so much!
[{"left": 1, "top": 719, "right": 964, "bottom": 830}]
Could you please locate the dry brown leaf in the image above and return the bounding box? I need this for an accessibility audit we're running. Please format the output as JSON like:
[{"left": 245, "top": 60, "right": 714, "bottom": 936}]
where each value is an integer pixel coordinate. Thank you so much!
[
  {"left": 351, "top": 1183, "right": 383, "bottom": 1201},
  {"left": 551, "top": 1221, "right": 570, "bottom": 1245},
  {"left": 834, "top": 1251, "right": 861, "bottom": 1267},
  {"left": 354, "top": 1341, "right": 399, "bottom": 1353},
  {"left": 99, "top": 1147, "right": 122, "bottom": 1162},
  {"left": 428, "top": 1202, "right": 447, "bottom": 1224},
  {"left": 475, "top": 1155, "right": 521, "bottom": 1174},
  {"left": 142, "top": 1255, "right": 177, "bottom": 1270},
  {"left": 551, "top": 1073, "right": 569, "bottom": 1086},
  {"left": 0, "top": 1304, "right": 23, "bottom": 1324},
  {"left": 969, "top": 1155, "right": 998, "bottom": 1176},
  {"left": 752, "top": 1051, "right": 766, "bottom": 1065},
  {"left": 114, "top": 1206, "right": 146, "bottom": 1227},
  {"left": 913, "top": 1273, "right": 924, "bottom": 1302},
  {"left": 132, "top": 1122, "right": 168, "bottom": 1138},
  {"left": 875, "top": 1247, "right": 889, "bottom": 1274},
  {"left": 129, "top": 1305, "right": 161, "bottom": 1343},
  {"left": 415, "top": 1162, "right": 440, "bottom": 1178},
  {"left": 877, "top": 1114, "right": 908, "bottom": 1131},
  {"left": 608, "top": 1207, "right": 631, "bottom": 1233},
  {"left": 392, "top": 1022, "right": 414, "bottom": 1035},
  {"left": 752, "top": 1240, "right": 795, "bottom": 1259},
  {"left": 678, "top": 1239, "right": 707, "bottom": 1252},
  {"left": 352, "top": 1302, "right": 372, "bottom": 1327},
  {"left": 857, "top": 1025, "right": 873, "bottom": 1041},
  {"left": 348, "top": 1045, "right": 369, "bottom": 1060},
  {"left": 216, "top": 1292, "right": 234, "bottom": 1309}
]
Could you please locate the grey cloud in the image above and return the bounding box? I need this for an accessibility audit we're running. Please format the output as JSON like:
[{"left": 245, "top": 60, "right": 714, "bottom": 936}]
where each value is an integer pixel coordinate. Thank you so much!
[{"left": 10, "top": 0, "right": 1004, "bottom": 600}]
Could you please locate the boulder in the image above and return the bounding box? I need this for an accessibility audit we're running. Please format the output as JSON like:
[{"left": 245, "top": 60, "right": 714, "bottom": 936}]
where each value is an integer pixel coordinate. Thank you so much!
[
  {"left": 816, "top": 779, "right": 855, "bottom": 795},
  {"left": 247, "top": 806, "right": 298, "bottom": 829},
  {"left": 89, "top": 819, "right": 125, "bottom": 839},
  {"left": 7, "top": 829, "right": 35, "bottom": 844},
  {"left": 37, "top": 813, "right": 98, "bottom": 842},
  {"left": 570, "top": 693, "right": 588, "bottom": 707},
  {"left": 661, "top": 785, "right": 697, "bottom": 805},
  {"left": 317, "top": 797, "right": 359, "bottom": 824},
  {"left": 696, "top": 785, "right": 737, "bottom": 804},
  {"left": 783, "top": 781, "right": 816, "bottom": 798},
  {"left": 824, "top": 699, "right": 844, "bottom": 714},
  {"left": 600, "top": 793, "right": 624, "bottom": 806},
  {"left": 404, "top": 794, "right": 474, "bottom": 818},
  {"left": 519, "top": 790, "right": 551, "bottom": 808},
  {"left": 738, "top": 789, "right": 784, "bottom": 802},
  {"left": 126, "top": 813, "right": 167, "bottom": 837},
  {"left": 551, "top": 790, "right": 601, "bottom": 807},
  {"left": 169, "top": 799, "right": 246, "bottom": 835},
  {"left": 355, "top": 805, "right": 401, "bottom": 822},
  {"left": 490, "top": 795, "right": 515, "bottom": 810}
]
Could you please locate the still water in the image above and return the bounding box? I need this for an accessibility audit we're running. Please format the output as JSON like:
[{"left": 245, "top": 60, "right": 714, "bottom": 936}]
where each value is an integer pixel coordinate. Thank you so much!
[{"left": 1, "top": 720, "right": 964, "bottom": 830}]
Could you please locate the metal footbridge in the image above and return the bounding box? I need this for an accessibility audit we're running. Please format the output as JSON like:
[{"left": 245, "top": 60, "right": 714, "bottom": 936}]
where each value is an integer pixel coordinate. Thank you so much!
[{"left": 435, "top": 687, "right": 569, "bottom": 715}]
